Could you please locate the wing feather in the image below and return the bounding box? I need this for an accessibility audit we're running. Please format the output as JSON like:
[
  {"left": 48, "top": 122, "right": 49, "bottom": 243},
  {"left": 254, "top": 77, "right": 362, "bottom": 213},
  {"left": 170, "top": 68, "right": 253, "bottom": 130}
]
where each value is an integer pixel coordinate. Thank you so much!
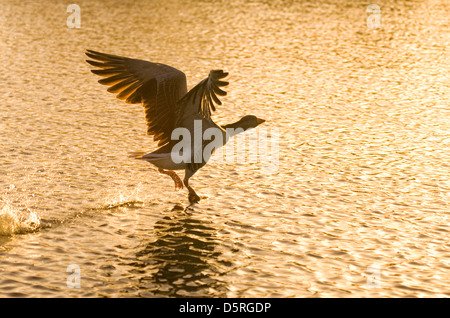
[
  {"left": 86, "top": 49, "right": 187, "bottom": 146},
  {"left": 177, "top": 70, "right": 229, "bottom": 124}
]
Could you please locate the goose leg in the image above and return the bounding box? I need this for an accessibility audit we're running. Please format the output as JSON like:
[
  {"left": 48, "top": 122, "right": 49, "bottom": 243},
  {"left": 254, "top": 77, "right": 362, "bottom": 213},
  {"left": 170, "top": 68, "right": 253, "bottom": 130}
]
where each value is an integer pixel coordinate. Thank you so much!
[
  {"left": 183, "top": 178, "right": 200, "bottom": 203},
  {"left": 158, "top": 168, "right": 183, "bottom": 190}
]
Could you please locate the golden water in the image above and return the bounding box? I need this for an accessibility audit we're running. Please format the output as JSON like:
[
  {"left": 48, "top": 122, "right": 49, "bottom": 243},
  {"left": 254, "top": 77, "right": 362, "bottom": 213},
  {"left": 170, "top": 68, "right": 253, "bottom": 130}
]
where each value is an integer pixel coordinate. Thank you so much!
[{"left": 0, "top": 0, "right": 449, "bottom": 297}]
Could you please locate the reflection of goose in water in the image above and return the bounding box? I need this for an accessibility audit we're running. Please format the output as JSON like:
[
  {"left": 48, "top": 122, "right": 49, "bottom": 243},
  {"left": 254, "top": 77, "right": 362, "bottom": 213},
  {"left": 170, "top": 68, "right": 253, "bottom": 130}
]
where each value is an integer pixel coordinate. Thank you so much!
[
  {"left": 85, "top": 50, "right": 265, "bottom": 203},
  {"left": 129, "top": 207, "right": 228, "bottom": 297}
]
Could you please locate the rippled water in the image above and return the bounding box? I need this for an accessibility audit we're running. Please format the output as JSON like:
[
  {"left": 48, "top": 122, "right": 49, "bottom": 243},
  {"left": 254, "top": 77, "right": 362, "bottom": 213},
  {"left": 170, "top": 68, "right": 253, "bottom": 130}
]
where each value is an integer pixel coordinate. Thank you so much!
[{"left": 0, "top": 0, "right": 449, "bottom": 297}]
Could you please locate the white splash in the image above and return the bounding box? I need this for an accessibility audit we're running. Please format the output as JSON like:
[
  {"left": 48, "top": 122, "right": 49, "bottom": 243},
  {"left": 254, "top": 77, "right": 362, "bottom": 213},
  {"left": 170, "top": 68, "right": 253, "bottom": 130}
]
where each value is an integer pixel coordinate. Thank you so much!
[
  {"left": 99, "top": 182, "right": 150, "bottom": 210},
  {"left": 0, "top": 201, "right": 40, "bottom": 236}
]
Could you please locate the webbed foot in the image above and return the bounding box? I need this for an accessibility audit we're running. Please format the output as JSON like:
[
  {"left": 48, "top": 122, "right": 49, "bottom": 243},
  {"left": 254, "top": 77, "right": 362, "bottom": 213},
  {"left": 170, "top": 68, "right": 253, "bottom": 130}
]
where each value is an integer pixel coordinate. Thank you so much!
[
  {"left": 158, "top": 168, "right": 183, "bottom": 190},
  {"left": 188, "top": 192, "right": 201, "bottom": 204}
]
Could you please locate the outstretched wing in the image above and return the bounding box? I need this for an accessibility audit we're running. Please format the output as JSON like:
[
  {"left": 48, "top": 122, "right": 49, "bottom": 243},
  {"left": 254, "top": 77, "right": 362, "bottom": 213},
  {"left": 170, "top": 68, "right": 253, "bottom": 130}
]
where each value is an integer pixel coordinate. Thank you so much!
[
  {"left": 85, "top": 50, "right": 187, "bottom": 146},
  {"left": 177, "top": 70, "right": 229, "bottom": 124}
]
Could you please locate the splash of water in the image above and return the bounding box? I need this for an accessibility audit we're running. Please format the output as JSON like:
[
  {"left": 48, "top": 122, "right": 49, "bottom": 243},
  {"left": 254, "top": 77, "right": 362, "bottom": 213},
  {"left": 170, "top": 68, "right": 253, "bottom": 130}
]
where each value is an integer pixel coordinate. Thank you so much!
[
  {"left": 99, "top": 182, "right": 152, "bottom": 210},
  {"left": 0, "top": 202, "right": 40, "bottom": 236}
]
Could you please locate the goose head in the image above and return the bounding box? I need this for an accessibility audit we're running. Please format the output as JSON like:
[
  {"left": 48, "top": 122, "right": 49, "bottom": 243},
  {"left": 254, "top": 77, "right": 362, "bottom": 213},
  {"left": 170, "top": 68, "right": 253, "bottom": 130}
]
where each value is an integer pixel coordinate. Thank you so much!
[{"left": 222, "top": 115, "right": 265, "bottom": 133}]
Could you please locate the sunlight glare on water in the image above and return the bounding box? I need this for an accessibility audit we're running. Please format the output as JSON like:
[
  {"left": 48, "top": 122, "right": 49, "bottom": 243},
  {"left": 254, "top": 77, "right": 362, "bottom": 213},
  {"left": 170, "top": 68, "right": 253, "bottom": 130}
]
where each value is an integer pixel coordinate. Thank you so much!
[{"left": 0, "top": 0, "right": 449, "bottom": 297}]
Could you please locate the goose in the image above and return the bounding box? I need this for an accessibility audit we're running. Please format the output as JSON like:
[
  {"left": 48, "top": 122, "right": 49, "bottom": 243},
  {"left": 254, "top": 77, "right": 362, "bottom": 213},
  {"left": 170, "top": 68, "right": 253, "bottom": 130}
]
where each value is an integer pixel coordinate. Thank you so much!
[{"left": 85, "top": 50, "right": 265, "bottom": 203}]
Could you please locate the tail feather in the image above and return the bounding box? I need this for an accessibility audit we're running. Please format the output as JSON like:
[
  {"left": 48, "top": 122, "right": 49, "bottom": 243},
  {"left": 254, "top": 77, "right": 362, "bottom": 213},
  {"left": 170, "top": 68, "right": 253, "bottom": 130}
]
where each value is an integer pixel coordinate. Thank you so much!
[
  {"left": 129, "top": 151, "right": 147, "bottom": 159},
  {"left": 129, "top": 151, "right": 171, "bottom": 161}
]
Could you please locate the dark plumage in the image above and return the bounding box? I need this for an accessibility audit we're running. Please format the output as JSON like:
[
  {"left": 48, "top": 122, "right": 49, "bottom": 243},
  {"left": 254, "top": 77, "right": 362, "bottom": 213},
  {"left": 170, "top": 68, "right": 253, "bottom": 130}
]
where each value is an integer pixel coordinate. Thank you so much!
[{"left": 86, "top": 50, "right": 265, "bottom": 203}]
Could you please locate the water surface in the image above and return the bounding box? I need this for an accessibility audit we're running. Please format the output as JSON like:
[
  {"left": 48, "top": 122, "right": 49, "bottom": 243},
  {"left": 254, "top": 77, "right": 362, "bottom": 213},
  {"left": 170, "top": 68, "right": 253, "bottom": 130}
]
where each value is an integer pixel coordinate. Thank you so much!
[{"left": 0, "top": 0, "right": 449, "bottom": 297}]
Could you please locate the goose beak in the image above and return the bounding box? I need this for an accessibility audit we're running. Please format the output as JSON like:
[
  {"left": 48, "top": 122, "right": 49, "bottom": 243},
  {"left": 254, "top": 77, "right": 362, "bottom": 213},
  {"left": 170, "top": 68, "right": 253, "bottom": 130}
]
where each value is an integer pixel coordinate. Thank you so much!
[{"left": 257, "top": 118, "right": 266, "bottom": 125}]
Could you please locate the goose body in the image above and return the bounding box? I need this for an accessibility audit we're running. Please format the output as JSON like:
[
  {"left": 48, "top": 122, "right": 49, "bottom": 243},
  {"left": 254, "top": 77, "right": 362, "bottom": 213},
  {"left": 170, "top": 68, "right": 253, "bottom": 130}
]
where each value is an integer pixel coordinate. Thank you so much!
[{"left": 86, "top": 50, "right": 265, "bottom": 203}]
